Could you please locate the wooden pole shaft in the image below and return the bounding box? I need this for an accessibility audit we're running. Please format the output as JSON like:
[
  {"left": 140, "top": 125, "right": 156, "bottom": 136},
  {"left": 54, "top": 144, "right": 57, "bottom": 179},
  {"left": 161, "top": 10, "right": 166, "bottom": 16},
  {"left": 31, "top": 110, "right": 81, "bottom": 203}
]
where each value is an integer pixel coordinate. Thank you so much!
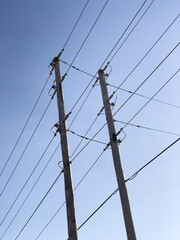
[
  {"left": 54, "top": 58, "right": 78, "bottom": 240},
  {"left": 98, "top": 69, "right": 136, "bottom": 240}
]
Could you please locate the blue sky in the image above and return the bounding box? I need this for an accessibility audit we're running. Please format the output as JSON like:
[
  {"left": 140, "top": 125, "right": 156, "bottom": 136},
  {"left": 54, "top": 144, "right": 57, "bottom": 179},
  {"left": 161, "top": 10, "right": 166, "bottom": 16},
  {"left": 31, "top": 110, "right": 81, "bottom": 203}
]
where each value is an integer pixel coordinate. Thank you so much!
[{"left": 0, "top": 0, "right": 180, "bottom": 239}]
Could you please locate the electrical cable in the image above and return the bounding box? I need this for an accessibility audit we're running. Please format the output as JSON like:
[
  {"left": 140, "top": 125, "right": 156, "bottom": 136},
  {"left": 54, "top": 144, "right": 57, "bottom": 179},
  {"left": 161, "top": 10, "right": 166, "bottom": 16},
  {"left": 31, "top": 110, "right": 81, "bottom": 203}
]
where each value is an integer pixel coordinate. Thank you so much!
[
  {"left": 108, "top": 0, "right": 155, "bottom": 64},
  {"left": 120, "top": 68, "right": 180, "bottom": 131},
  {"left": 14, "top": 171, "right": 63, "bottom": 240},
  {"left": 112, "top": 43, "right": 179, "bottom": 117},
  {"left": 0, "top": 73, "right": 52, "bottom": 178},
  {"left": 107, "top": 83, "right": 180, "bottom": 110},
  {"left": 0, "top": 94, "right": 55, "bottom": 197},
  {"left": 125, "top": 137, "right": 180, "bottom": 182},
  {"left": 64, "top": 0, "right": 109, "bottom": 77},
  {"left": 77, "top": 137, "right": 180, "bottom": 231},
  {"left": 110, "top": 14, "right": 180, "bottom": 93},
  {"left": 64, "top": 1, "right": 150, "bottom": 157},
  {"left": 67, "top": 129, "right": 107, "bottom": 145},
  {"left": 114, "top": 119, "right": 180, "bottom": 137},
  {"left": 0, "top": 134, "right": 56, "bottom": 226},
  {"left": 34, "top": 147, "right": 108, "bottom": 240},
  {"left": 0, "top": 144, "right": 60, "bottom": 239},
  {"left": 77, "top": 188, "right": 119, "bottom": 231},
  {"left": 67, "top": 0, "right": 148, "bottom": 118},
  {"left": 100, "top": 0, "right": 148, "bottom": 68},
  {"left": 60, "top": 60, "right": 95, "bottom": 78},
  {"left": 62, "top": 0, "right": 90, "bottom": 50}
]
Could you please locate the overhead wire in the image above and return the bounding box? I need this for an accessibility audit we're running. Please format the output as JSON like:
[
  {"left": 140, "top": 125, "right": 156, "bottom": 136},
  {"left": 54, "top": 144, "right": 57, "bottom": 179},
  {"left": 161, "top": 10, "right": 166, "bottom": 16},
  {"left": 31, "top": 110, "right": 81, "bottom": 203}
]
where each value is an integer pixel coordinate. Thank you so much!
[
  {"left": 5, "top": 2, "right": 179, "bottom": 238},
  {"left": 109, "top": 13, "right": 180, "bottom": 93},
  {"left": 63, "top": 0, "right": 109, "bottom": 77},
  {"left": 63, "top": 0, "right": 152, "bottom": 159},
  {"left": 67, "top": 129, "right": 107, "bottom": 146},
  {"left": 0, "top": 94, "right": 56, "bottom": 197},
  {"left": 125, "top": 137, "right": 180, "bottom": 182},
  {"left": 107, "top": 83, "right": 180, "bottom": 110},
  {"left": 0, "top": 133, "right": 57, "bottom": 227},
  {"left": 77, "top": 188, "right": 119, "bottom": 231},
  {"left": 14, "top": 171, "right": 63, "bottom": 240},
  {"left": 34, "top": 145, "right": 110, "bottom": 240},
  {"left": 0, "top": 73, "right": 53, "bottom": 178},
  {"left": 69, "top": 43, "right": 179, "bottom": 164},
  {"left": 119, "top": 68, "right": 180, "bottom": 131},
  {"left": 76, "top": 136, "right": 180, "bottom": 231},
  {"left": 114, "top": 119, "right": 180, "bottom": 137},
  {"left": 107, "top": 0, "right": 155, "bottom": 65},
  {"left": 66, "top": 0, "right": 150, "bottom": 119},
  {"left": 112, "top": 43, "right": 179, "bottom": 117},
  {"left": 62, "top": 0, "right": 90, "bottom": 50},
  {"left": 0, "top": 144, "right": 60, "bottom": 239}
]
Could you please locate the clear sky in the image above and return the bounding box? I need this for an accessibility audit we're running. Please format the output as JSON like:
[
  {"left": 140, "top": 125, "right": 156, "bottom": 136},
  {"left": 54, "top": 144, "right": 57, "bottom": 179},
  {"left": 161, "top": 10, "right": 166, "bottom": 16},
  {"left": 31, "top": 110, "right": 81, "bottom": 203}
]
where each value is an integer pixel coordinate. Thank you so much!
[{"left": 0, "top": 0, "right": 180, "bottom": 239}]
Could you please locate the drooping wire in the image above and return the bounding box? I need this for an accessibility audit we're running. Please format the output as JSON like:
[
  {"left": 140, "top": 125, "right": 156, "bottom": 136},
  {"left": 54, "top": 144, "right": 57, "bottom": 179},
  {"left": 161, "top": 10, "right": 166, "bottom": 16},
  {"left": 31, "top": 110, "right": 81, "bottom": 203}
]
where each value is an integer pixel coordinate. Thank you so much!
[
  {"left": 67, "top": 129, "right": 107, "bottom": 146},
  {"left": 107, "top": 83, "right": 180, "bottom": 110},
  {"left": 0, "top": 134, "right": 56, "bottom": 226},
  {"left": 14, "top": 171, "right": 63, "bottom": 240},
  {"left": 60, "top": 60, "right": 95, "bottom": 78},
  {"left": 0, "top": 73, "right": 53, "bottom": 178},
  {"left": 114, "top": 119, "right": 180, "bottom": 137},
  {"left": 0, "top": 144, "right": 60, "bottom": 239},
  {"left": 120, "top": 68, "right": 180, "bottom": 131},
  {"left": 112, "top": 43, "right": 179, "bottom": 117},
  {"left": 62, "top": 0, "right": 90, "bottom": 50},
  {"left": 0, "top": 92, "right": 56, "bottom": 197},
  {"left": 125, "top": 137, "right": 180, "bottom": 182}
]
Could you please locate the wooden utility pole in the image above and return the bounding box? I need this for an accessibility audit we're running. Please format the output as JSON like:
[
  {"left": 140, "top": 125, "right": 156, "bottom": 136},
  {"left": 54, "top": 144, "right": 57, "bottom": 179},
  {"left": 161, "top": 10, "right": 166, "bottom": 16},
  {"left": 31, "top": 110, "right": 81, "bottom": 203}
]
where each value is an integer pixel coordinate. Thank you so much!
[
  {"left": 53, "top": 56, "right": 78, "bottom": 240},
  {"left": 98, "top": 69, "right": 136, "bottom": 240}
]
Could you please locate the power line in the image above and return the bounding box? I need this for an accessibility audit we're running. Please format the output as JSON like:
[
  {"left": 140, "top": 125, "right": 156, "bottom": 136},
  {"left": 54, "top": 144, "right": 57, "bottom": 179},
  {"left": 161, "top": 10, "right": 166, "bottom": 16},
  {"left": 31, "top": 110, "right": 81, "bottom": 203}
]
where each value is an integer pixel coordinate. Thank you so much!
[
  {"left": 0, "top": 93, "right": 56, "bottom": 197},
  {"left": 107, "top": 83, "right": 180, "bottom": 110},
  {"left": 70, "top": 44, "right": 179, "bottom": 167},
  {"left": 120, "top": 68, "right": 180, "bottom": 131},
  {"left": 59, "top": 12, "right": 179, "bottom": 127},
  {"left": 62, "top": 0, "right": 90, "bottom": 50},
  {"left": 68, "top": 129, "right": 107, "bottom": 146},
  {"left": 64, "top": 0, "right": 109, "bottom": 77},
  {"left": 60, "top": 60, "right": 95, "bottom": 78},
  {"left": 0, "top": 73, "right": 53, "bottom": 178},
  {"left": 114, "top": 119, "right": 180, "bottom": 137},
  {"left": 101, "top": 0, "right": 148, "bottom": 68},
  {"left": 67, "top": 0, "right": 148, "bottom": 121},
  {"left": 63, "top": 1, "right": 150, "bottom": 157},
  {"left": 125, "top": 137, "right": 180, "bottom": 182},
  {"left": 0, "top": 134, "right": 56, "bottom": 226},
  {"left": 77, "top": 138, "right": 180, "bottom": 231},
  {"left": 0, "top": 144, "right": 60, "bottom": 239},
  {"left": 34, "top": 147, "right": 108, "bottom": 240},
  {"left": 77, "top": 188, "right": 119, "bottom": 231},
  {"left": 108, "top": 0, "right": 155, "bottom": 64},
  {"left": 14, "top": 171, "right": 63, "bottom": 240},
  {"left": 112, "top": 43, "right": 179, "bottom": 117},
  {"left": 110, "top": 13, "right": 180, "bottom": 93}
]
